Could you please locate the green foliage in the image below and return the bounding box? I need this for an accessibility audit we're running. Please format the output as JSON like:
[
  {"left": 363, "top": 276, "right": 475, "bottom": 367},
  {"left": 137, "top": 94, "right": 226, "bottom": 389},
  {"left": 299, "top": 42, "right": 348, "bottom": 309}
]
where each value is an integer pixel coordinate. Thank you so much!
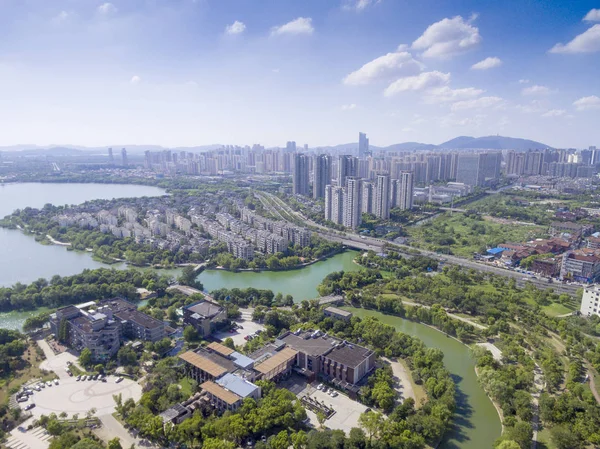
[
  {"left": 22, "top": 311, "right": 51, "bottom": 331},
  {"left": 79, "top": 348, "right": 93, "bottom": 367}
]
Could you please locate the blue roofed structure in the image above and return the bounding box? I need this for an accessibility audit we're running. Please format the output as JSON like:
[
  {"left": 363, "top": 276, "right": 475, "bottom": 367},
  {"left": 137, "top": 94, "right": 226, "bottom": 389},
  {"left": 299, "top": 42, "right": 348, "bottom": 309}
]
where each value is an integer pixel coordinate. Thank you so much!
[
  {"left": 216, "top": 373, "right": 261, "bottom": 400},
  {"left": 230, "top": 351, "right": 255, "bottom": 370},
  {"left": 487, "top": 247, "right": 505, "bottom": 256}
]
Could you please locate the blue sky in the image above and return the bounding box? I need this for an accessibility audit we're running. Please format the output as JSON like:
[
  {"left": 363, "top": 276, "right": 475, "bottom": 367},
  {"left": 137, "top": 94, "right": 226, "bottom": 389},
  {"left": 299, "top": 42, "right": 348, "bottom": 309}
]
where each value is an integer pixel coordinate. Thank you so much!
[{"left": 0, "top": 0, "right": 599, "bottom": 148}]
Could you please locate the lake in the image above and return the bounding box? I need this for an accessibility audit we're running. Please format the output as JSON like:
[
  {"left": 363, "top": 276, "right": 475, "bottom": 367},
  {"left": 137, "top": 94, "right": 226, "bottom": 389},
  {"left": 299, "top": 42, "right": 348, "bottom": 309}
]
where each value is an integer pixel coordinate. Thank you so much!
[{"left": 345, "top": 307, "right": 502, "bottom": 449}]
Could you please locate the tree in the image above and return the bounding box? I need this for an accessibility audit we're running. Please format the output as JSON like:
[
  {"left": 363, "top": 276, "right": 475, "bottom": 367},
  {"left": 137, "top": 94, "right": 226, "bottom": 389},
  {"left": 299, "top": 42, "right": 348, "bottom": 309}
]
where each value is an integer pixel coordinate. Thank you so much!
[
  {"left": 270, "top": 431, "right": 290, "bottom": 449},
  {"left": 316, "top": 411, "right": 327, "bottom": 429},
  {"left": 358, "top": 411, "right": 384, "bottom": 443},
  {"left": 496, "top": 441, "right": 521, "bottom": 449},
  {"left": 202, "top": 438, "right": 236, "bottom": 449},
  {"left": 79, "top": 348, "right": 92, "bottom": 367},
  {"left": 223, "top": 337, "right": 235, "bottom": 350},
  {"left": 291, "top": 430, "right": 308, "bottom": 449},
  {"left": 178, "top": 266, "right": 203, "bottom": 290},
  {"left": 347, "top": 428, "right": 367, "bottom": 449},
  {"left": 183, "top": 325, "right": 198, "bottom": 342},
  {"left": 551, "top": 425, "right": 582, "bottom": 449},
  {"left": 107, "top": 438, "right": 123, "bottom": 449}
]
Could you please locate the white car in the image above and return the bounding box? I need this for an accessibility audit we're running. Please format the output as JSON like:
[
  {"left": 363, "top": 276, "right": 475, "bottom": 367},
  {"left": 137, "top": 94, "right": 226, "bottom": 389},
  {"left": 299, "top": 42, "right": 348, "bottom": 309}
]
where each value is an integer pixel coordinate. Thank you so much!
[
  {"left": 46, "top": 381, "right": 52, "bottom": 387},
  {"left": 53, "top": 379, "right": 59, "bottom": 385},
  {"left": 317, "top": 384, "right": 323, "bottom": 390},
  {"left": 116, "top": 377, "right": 124, "bottom": 383},
  {"left": 331, "top": 391, "right": 338, "bottom": 397}
]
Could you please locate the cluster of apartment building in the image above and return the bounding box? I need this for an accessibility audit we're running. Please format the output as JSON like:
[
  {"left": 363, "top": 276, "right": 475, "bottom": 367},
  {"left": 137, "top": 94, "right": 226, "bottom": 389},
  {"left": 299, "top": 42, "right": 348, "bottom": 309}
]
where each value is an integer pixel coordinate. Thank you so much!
[
  {"left": 506, "top": 147, "right": 599, "bottom": 179},
  {"left": 177, "top": 322, "right": 374, "bottom": 416},
  {"left": 190, "top": 207, "right": 311, "bottom": 261},
  {"left": 55, "top": 206, "right": 211, "bottom": 255},
  {"left": 50, "top": 298, "right": 166, "bottom": 361}
]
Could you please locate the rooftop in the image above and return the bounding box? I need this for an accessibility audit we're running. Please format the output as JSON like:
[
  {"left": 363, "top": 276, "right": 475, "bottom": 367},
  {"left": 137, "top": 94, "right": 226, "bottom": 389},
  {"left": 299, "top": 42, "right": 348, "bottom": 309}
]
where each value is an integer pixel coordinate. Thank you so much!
[
  {"left": 207, "top": 341, "right": 235, "bottom": 356},
  {"left": 216, "top": 373, "right": 260, "bottom": 399},
  {"left": 280, "top": 331, "right": 340, "bottom": 357},
  {"left": 201, "top": 380, "right": 241, "bottom": 405},
  {"left": 325, "top": 306, "right": 353, "bottom": 317},
  {"left": 185, "top": 300, "right": 224, "bottom": 319},
  {"left": 113, "top": 308, "right": 164, "bottom": 330},
  {"left": 325, "top": 343, "right": 373, "bottom": 368},
  {"left": 179, "top": 349, "right": 233, "bottom": 378},
  {"left": 254, "top": 347, "right": 298, "bottom": 375}
]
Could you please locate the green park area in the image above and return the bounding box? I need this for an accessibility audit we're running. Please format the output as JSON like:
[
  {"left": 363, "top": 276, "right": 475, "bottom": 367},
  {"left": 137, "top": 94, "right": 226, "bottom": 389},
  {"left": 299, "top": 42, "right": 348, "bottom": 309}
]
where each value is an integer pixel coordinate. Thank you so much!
[{"left": 406, "top": 212, "right": 548, "bottom": 257}]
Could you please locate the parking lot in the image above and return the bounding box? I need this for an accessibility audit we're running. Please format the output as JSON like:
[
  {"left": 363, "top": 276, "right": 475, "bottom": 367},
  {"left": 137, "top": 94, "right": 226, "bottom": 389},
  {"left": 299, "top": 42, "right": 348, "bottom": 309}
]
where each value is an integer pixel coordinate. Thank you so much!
[
  {"left": 304, "top": 387, "right": 369, "bottom": 433},
  {"left": 214, "top": 319, "right": 265, "bottom": 347},
  {"left": 23, "top": 376, "right": 142, "bottom": 418}
]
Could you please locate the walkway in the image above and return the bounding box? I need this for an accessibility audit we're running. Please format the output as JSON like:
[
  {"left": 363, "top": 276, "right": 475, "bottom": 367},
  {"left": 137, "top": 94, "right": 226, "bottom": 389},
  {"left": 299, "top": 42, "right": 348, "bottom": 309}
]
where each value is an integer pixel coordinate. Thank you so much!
[
  {"left": 586, "top": 363, "right": 600, "bottom": 405},
  {"left": 95, "top": 414, "right": 159, "bottom": 449},
  {"left": 402, "top": 300, "right": 488, "bottom": 330},
  {"left": 382, "top": 357, "right": 416, "bottom": 403},
  {"left": 5, "top": 418, "right": 50, "bottom": 449},
  {"left": 530, "top": 364, "right": 545, "bottom": 449}
]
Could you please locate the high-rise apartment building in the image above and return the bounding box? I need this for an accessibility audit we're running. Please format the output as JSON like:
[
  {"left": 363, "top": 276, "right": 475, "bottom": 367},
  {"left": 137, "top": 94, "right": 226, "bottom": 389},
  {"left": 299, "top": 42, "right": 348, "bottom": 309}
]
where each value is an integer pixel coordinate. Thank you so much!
[
  {"left": 358, "top": 132, "right": 370, "bottom": 159},
  {"left": 121, "top": 148, "right": 128, "bottom": 167},
  {"left": 361, "top": 181, "right": 374, "bottom": 214},
  {"left": 396, "top": 172, "right": 414, "bottom": 210},
  {"left": 286, "top": 141, "right": 297, "bottom": 152},
  {"left": 293, "top": 153, "right": 310, "bottom": 196},
  {"left": 343, "top": 177, "right": 362, "bottom": 229},
  {"left": 108, "top": 148, "right": 114, "bottom": 164},
  {"left": 325, "top": 185, "right": 345, "bottom": 225},
  {"left": 338, "top": 155, "right": 358, "bottom": 188},
  {"left": 374, "top": 174, "right": 390, "bottom": 219},
  {"left": 313, "top": 154, "right": 331, "bottom": 199},
  {"left": 456, "top": 152, "right": 501, "bottom": 187}
]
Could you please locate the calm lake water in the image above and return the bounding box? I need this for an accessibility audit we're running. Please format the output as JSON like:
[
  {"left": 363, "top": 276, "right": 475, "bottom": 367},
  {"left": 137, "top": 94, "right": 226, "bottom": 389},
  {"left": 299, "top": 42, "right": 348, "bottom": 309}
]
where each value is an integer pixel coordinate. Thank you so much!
[{"left": 345, "top": 307, "right": 502, "bottom": 449}]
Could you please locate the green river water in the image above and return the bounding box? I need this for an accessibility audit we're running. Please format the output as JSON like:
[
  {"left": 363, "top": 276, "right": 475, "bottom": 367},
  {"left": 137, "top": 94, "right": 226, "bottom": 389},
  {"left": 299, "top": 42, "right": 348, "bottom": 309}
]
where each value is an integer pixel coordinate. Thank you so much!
[{"left": 344, "top": 307, "right": 501, "bottom": 449}]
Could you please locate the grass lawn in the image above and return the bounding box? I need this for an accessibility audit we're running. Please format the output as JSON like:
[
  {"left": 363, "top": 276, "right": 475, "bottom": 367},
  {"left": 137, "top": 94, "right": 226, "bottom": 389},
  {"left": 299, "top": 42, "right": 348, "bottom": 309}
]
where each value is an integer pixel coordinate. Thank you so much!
[
  {"left": 541, "top": 302, "right": 575, "bottom": 317},
  {"left": 179, "top": 377, "right": 195, "bottom": 397},
  {"left": 0, "top": 341, "right": 55, "bottom": 405},
  {"left": 407, "top": 212, "right": 547, "bottom": 257}
]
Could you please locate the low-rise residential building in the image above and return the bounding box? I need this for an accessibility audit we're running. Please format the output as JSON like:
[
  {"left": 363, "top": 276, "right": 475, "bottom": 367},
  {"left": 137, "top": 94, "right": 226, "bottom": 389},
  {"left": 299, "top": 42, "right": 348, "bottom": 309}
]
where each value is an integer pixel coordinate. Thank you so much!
[
  {"left": 98, "top": 298, "right": 166, "bottom": 342},
  {"left": 182, "top": 300, "right": 227, "bottom": 337},
  {"left": 561, "top": 250, "right": 600, "bottom": 283},
  {"left": 324, "top": 307, "right": 353, "bottom": 321}
]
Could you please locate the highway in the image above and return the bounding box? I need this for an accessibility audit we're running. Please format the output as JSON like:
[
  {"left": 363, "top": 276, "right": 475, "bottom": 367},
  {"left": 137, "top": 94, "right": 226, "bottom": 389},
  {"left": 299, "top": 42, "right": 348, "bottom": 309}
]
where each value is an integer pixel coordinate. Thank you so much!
[{"left": 260, "top": 191, "right": 581, "bottom": 296}]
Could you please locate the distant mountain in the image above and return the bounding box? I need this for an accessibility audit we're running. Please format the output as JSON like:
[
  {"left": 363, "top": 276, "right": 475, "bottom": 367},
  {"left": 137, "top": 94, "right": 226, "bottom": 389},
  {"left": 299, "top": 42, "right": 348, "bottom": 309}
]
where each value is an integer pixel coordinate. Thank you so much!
[
  {"left": 0, "top": 135, "right": 554, "bottom": 154},
  {"left": 381, "top": 142, "right": 437, "bottom": 151},
  {"left": 437, "top": 135, "right": 552, "bottom": 150}
]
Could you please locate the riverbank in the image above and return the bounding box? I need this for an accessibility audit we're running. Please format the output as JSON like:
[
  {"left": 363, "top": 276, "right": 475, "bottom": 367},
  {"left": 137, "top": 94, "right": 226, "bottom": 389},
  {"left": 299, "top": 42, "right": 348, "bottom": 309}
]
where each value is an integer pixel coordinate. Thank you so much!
[{"left": 343, "top": 306, "right": 502, "bottom": 449}]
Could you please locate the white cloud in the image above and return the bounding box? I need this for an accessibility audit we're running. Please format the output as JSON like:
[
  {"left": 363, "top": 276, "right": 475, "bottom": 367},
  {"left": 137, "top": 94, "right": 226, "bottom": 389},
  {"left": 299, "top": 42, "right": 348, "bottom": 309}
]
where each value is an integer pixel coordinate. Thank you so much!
[
  {"left": 451, "top": 96, "right": 503, "bottom": 111},
  {"left": 542, "top": 109, "right": 566, "bottom": 117},
  {"left": 341, "top": 103, "right": 357, "bottom": 110},
  {"left": 384, "top": 71, "right": 450, "bottom": 97},
  {"left": 517, "top": 100, "right": 545, "bottom": 113},
  {"left": 225, "top": 20, "right": 246, "bottom": 35},
  {"left": 584, "top": 9, "right": 600, "bottom": 22},
  {"left": 53, "top": 10, "right": 72, "bottom": 23},
  {"left": 401, "top": 127, "right": 414, "bottom": 132},
  {"left": 573, "top": 95, "right": 600, "bottom": 111},
  {"left": 342, "top": 0, "right": 380, "bottom": 12},
  {"left": 423, "top": 86, "right": 484, "bottom": 103},
  {"left": 521, "top": 85, "right": 551, "bottom": 96},
  {"left": 97, "top": 2, "right": 117, "bottom": 15},
  {"left": 130, "top": 75, "right": 141, "bottom": 85},
  {"left": 441, "top": 113, "right": 486, "bottom": 127},
  {"left": 471, "top": 56, "right": 502, "bottom": 70},
  {"left": 412, "top": 15, "right": 481, "bottom": 59},
  {"left": 549, "top": 24, "right": 600, "bottom": 54},
  {"left": 271, "top": 17, "right": 314, "bottom": 36},
  {"left": 343, "top": 52, "right": 423, "bottom": 85},
  {"left": 518, "top": 79, "right": 530, "bottom": 84}
]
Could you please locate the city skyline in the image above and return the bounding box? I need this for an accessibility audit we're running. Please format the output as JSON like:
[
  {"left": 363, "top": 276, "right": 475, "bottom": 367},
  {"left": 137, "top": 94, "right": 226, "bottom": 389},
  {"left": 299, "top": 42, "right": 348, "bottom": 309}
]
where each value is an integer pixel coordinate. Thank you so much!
[{"left": 1, "top": 0, "right": 599, "bottom": 148}]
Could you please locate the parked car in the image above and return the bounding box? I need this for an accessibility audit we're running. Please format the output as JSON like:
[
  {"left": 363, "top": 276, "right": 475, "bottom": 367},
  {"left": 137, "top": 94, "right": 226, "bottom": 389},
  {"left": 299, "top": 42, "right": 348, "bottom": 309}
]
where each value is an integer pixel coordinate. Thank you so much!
[
  {"left": 317, "top": 384, "right": 323, "bottom": 390},
  {"left": 101, "top": 378, "right": 107, "bottom": 383},
  {"left": 17, "top": 426, "right": 26, "bottom": 432},
  {"left": 17, "top": 396, "right": 28, "bottom": 403},
  {"left": 76, "top": 375, "right": 81, "bottom": 381},
  {"left": 116, "top": 377, "right": 124, "bottom": 383},
  {"left": 34, "top": 385, "right": 41, "bottom": 392},
  {"left": 38, "top": 383, "right": 45, "bottom": 388},
  {"left": 46, "top": 381, "right": 52, "bottom": 387},
  {"left": 24, "top": 403, "right": 36, "bottom": 411},
  {"left": 53, "top": 379, "right": 59, "bottom": 385}
]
